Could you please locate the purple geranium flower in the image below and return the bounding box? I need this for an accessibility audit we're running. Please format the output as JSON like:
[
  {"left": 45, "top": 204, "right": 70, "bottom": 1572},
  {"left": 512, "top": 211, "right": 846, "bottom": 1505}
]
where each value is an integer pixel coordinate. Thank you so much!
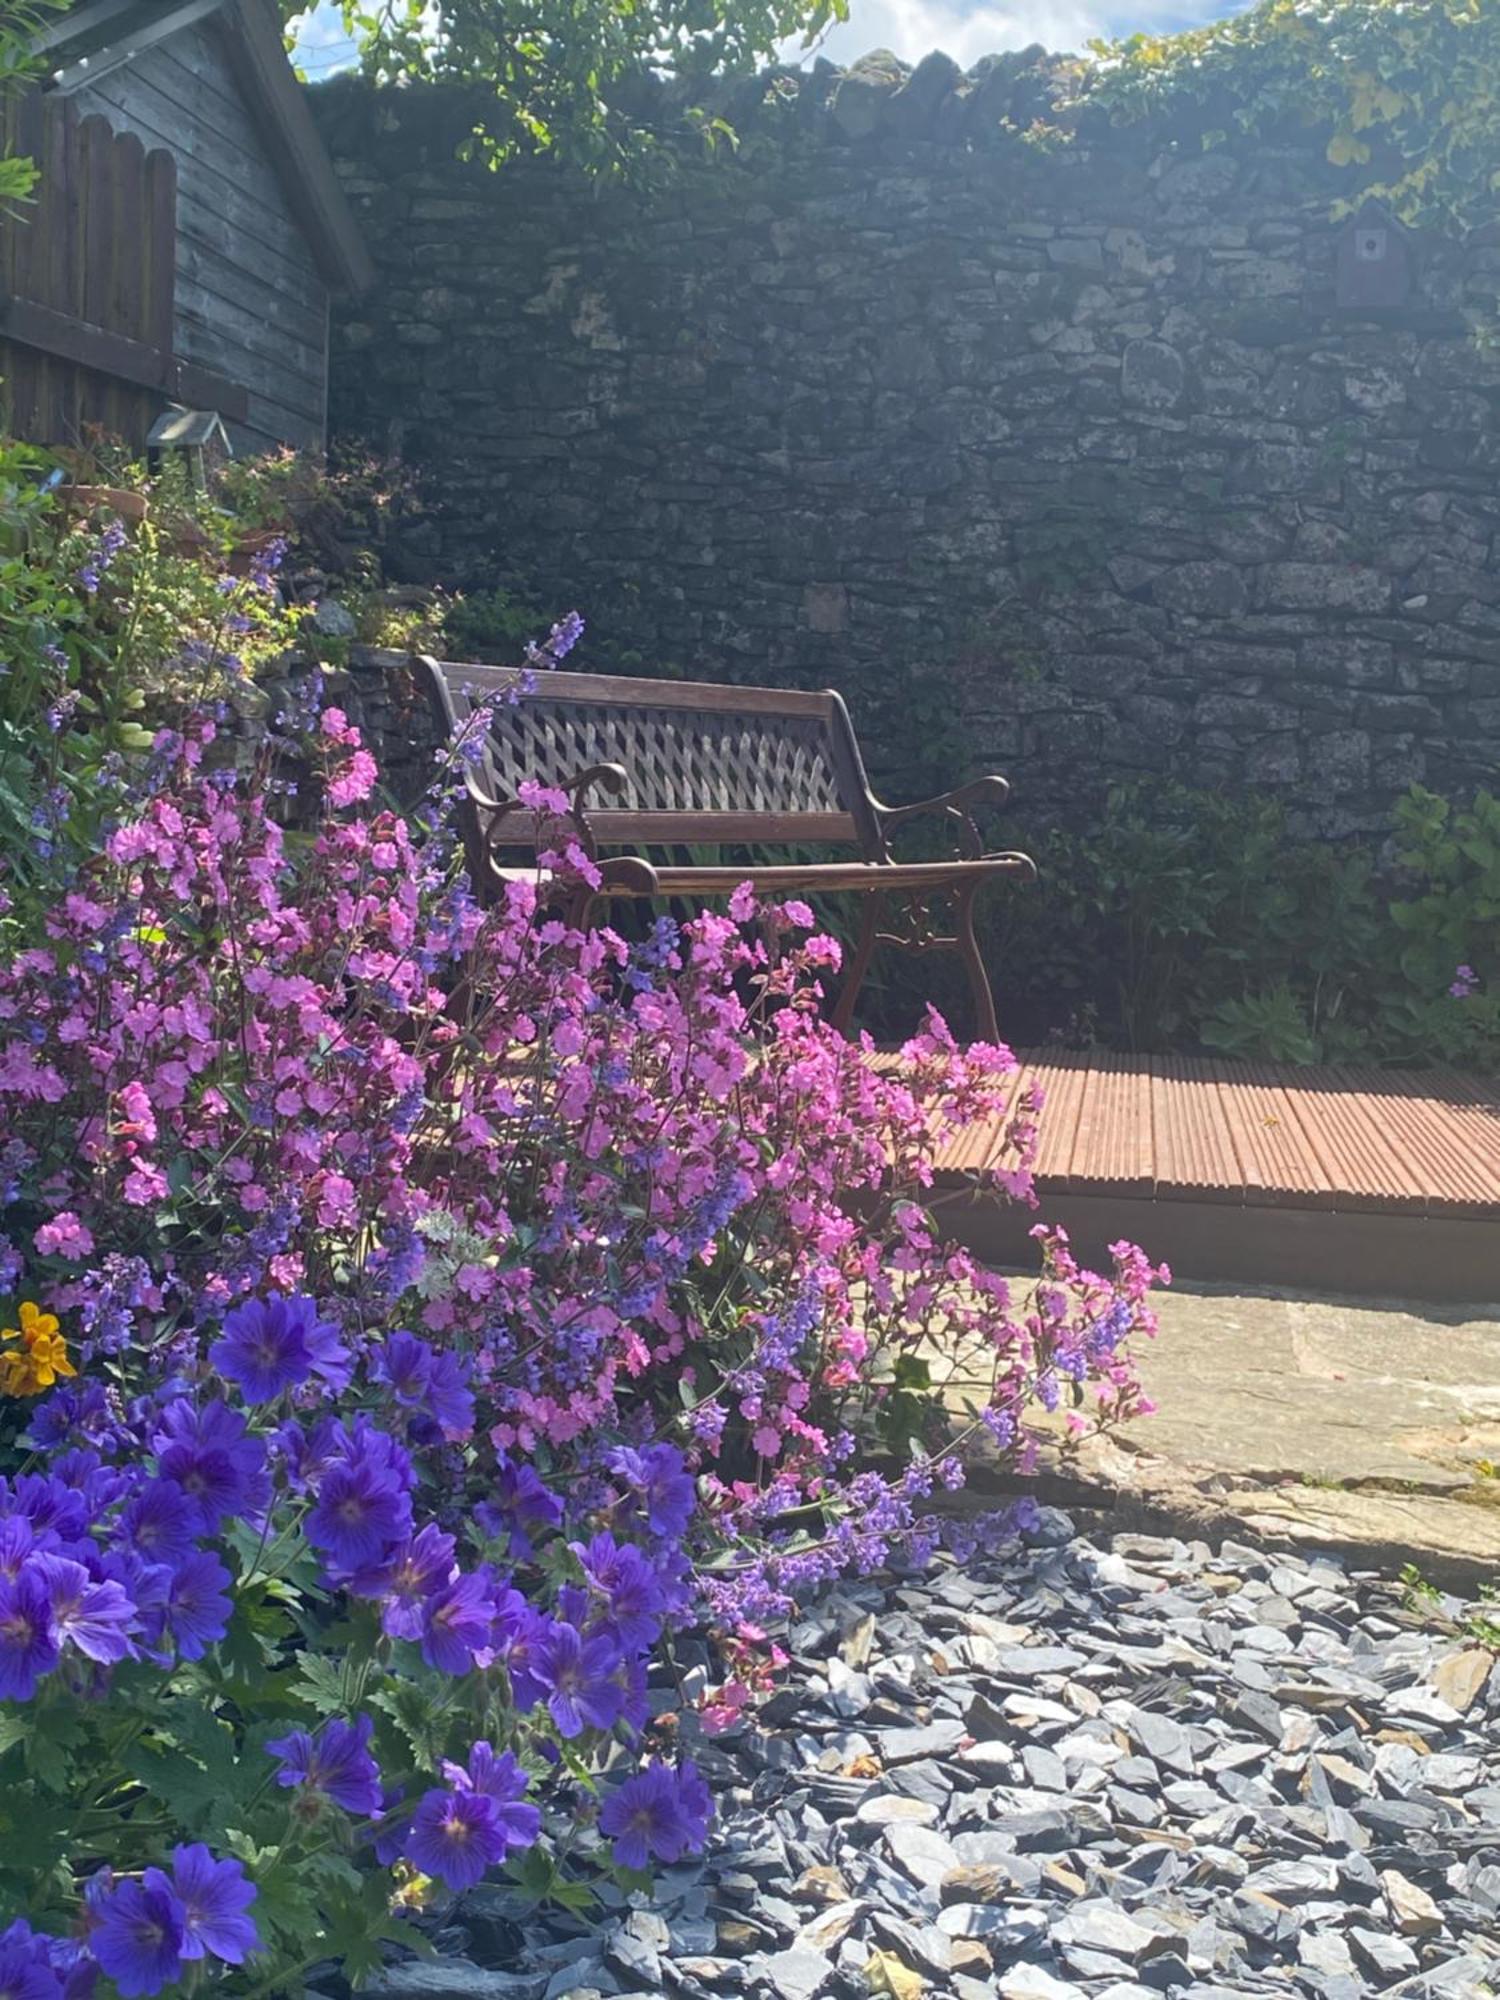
[
  {"left": 168, "top": 1845, "right": 259, "bottom": 1965},
  {"left": 33, "top": 1554, "right": 136, "bottom": 1665},
  {"left": 492, "top": 1594, "right": 549, "bottom": 1712},
  {"left": 375, "top": 1523, "right": 455, "bottom": 1640},
  {"left": 608, "top": 1443, "right": 695, "bottom": 1539},
  {"left": 151, "top": 1401, "right": 267, "bottom": 1535},
  {"left": 162, "top": 1552, "right": 233, "bottom": 1662},
  {"left": 88, "top": 1870, "right": 185, "bottom": 1997},
  {"left": 403, "top": 1770, "right": 534, "bottom": 1893},
  {"left": 598, "top": 1759, "right": 711, "bottom": 1871},
  {"left": 531, "top": 1621, "right": 624, "bottom": 1738},
  {"left": 474, "top": 1455, "right": 563, "bottom": 1561},
  {"left": 211, "top": 1295, "right": 348, "bottom": 1403},
  {"left": 266, "top": 1713, "right": 382, "bottom": 1817},
  {"left": 117, "top": 1479, "right": 197, "bottom": 1568},
  {"left": 0, "top": 1566, "right": 59, "bottom": 1699},
  {"left": 304, "top": 1421, "right": 414, "bottom": 1574},
  {"left": 573, "top": 1532, "right": 666, "bottom": 1652},
  {"left": 0, "top": 1924, "right": 64, "bottom": 2000},
  {"left": 420, "top": 1567, "right": 498, "bottom": 1676}
]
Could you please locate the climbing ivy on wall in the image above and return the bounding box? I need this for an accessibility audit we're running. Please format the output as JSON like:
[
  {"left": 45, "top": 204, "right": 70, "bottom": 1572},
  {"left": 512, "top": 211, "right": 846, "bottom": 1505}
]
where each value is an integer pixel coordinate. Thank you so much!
[{"left": 1084, "top": 0, "right": 1500, "bottom": 233}]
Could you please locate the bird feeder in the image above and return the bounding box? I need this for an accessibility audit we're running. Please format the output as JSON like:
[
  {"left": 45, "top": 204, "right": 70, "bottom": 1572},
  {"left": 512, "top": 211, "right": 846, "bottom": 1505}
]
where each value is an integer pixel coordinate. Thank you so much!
[{"left": 146, "top": 407, "right": 234, "bottom": 492}]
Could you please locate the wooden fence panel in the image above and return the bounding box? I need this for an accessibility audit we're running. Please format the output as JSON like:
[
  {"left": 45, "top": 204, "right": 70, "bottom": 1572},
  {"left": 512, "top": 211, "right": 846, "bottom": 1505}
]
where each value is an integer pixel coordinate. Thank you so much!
[{"left": 0, "top": 90, "right": 180, "bottom": 449}]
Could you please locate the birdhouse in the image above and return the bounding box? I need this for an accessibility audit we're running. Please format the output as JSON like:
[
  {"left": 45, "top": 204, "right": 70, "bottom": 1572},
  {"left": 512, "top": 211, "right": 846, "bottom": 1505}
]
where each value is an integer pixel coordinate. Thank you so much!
[
  {"left": 146, "top": 407, "right": 234, "bottom": 492},
  {"left": 1335, "top": 202, "right": 1412, "bottom": 311}
]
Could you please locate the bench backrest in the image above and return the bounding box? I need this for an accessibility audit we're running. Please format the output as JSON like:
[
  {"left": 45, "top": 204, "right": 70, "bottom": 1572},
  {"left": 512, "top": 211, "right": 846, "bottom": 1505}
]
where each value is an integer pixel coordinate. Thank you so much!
[{"left": 421, "top": 658, "right": 884, "bottom": 854}]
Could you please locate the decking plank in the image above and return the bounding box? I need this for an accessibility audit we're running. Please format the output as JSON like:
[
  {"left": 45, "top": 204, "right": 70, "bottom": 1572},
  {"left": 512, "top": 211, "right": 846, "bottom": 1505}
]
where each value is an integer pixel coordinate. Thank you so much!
[
  {"left": 1270, "top": 1063, "right": 1430, "bottom": 1214},
  {"left": 1026, "top": 1054, "right": 1093, "bottom": 1190},
  {"left": 1065, "top": 1053, "right": 1155, "bottom": 1196},
  {"left": 1151, "top": 1055, "right": 1248, "bottom": 1202},
  {"left": 871, "top": 1046, "right": 1500, "bottom": 1225}
]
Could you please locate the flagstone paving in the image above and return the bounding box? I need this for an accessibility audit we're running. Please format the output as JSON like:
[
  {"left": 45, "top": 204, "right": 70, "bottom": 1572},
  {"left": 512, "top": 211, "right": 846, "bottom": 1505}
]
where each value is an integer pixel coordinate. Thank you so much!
[{"left": 938, "top": 1285, "right": 1500, "bottom": 1590}]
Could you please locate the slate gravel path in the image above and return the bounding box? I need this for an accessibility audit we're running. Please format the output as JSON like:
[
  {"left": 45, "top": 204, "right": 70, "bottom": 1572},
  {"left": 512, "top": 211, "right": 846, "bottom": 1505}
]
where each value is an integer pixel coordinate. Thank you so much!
[{"left": 372, "top": 1517, "right": 1499, "bottom": 2000}]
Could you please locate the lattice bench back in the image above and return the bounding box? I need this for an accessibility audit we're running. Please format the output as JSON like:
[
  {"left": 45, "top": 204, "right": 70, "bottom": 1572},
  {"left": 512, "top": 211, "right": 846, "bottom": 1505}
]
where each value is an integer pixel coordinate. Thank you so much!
[{"left": 423, "top": 660, "right": 883, "bottom": 853}]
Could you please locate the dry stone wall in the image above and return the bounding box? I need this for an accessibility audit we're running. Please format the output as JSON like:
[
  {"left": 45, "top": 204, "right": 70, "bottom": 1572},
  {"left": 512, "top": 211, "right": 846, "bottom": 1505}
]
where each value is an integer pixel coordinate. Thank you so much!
[{"left": 314, "top": 64, "right": 1500, "bottom": 836}]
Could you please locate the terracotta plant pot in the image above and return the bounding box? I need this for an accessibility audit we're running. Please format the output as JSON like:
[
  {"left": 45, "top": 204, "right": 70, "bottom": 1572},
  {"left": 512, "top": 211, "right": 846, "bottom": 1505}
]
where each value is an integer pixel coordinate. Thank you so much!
[{"left": 53, "top": 484, "right": 148, "bottom": 524}]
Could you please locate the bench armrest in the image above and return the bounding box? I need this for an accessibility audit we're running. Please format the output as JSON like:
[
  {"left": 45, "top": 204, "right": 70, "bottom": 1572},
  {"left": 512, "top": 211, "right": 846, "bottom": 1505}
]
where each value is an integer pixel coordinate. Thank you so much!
[
  {"left": 467, "top": 762, "right": 632, "bottom": 887},
  {"left": 873, "top": 775, "right": 1012, "bottom": 861}
]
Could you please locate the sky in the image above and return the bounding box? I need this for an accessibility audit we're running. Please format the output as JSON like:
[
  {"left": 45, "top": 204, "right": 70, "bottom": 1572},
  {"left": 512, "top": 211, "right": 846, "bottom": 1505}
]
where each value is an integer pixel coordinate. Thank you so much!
[{"left": 292, "top": 0, "right": 1246, "bottom": 82}]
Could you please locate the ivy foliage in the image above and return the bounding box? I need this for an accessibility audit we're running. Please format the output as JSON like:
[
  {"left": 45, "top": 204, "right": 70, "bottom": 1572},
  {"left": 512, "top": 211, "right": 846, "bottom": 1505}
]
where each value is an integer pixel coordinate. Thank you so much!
[
  {"left": 1082, "top": 0, "right": 1500, "bottom": 232},
  {"left": 283, "top": 0, "right": 848, "bottom": 172}
]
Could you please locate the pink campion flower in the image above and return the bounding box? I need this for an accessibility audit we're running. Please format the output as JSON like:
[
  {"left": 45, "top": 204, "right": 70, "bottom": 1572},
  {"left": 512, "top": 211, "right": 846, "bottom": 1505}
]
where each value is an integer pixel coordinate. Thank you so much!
[
  {"left": 779, "top": 900, "right": 815, "bottom": 929},
  {"left": 316, "top": 1174, "right": 357, "bottom": 1228},
  {"left": 115, "top": 1081, "right": 158, "bottom": 1146},
  {"left": 34, "top": 1211, "right": 94, "bottom": 1259},
  {"left": 123, "top": 1162, "right": 169, "bottom": 1207},
  {"left": 0, "top": 1047, "right": 67, "bottom": 1101},
  {"left": 327, "top": 750, "right": 378, "bottom": 808},
  {"left": 728, "top": 882, "right": 757, "bottom": 924}
]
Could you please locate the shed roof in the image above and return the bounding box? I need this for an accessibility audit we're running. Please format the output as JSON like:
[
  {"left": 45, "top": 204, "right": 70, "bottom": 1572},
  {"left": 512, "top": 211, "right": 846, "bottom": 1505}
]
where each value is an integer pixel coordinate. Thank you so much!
[{"left": 36, "top": 0, "right": 373, "bottom": 293}]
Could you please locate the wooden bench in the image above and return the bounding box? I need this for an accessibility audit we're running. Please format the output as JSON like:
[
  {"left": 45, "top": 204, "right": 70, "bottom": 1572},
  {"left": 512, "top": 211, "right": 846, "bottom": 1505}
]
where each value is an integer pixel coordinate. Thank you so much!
[{"left": 417, "top": 655, "right": 1035, "bottom": 1042}]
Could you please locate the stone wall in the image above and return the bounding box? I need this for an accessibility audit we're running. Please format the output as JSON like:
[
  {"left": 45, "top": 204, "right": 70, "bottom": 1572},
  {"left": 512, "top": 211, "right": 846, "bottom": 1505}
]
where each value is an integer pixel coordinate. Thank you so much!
[{"left": 314, "top": 64, "right": 1500, "bottom": 837}]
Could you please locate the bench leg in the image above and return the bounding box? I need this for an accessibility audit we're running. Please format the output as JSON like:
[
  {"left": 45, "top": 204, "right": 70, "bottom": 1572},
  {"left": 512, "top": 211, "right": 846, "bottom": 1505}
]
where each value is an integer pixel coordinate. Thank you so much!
[
  {"left": 954, "top": 878, "right": 999, "bottom": 1045},
  {"left": 831, "top": 893, "right": 883, "bottom": 1037}
]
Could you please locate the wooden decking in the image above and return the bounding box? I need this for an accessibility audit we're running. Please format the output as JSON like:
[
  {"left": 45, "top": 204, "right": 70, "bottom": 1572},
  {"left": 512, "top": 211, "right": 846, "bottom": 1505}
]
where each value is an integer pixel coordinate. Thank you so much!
[{"left": 912, "top": 1053, "right": 1500, "bottom": 1303}]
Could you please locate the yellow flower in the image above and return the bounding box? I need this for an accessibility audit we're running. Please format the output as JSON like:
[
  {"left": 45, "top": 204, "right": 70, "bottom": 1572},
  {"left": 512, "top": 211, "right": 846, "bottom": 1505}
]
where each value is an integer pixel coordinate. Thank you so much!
[
  {"left": 1, "top": 1301, "right": 76, "bottom": 1396},
  {"left": 16, "top": 1301, "right": 60, "bottom": 1345},
  {"left": 389, "top": 1863, "right": 436, "bottom": 1913}
]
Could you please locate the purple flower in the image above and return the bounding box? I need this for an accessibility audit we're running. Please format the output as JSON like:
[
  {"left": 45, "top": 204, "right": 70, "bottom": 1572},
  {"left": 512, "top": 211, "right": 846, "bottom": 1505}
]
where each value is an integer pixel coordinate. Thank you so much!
[
  {"left": 403, "top": 1788, "right": 503, "bottom": 1892},
  {"left": 420, "top": 1567, "right": 497, "bottom": 1675},
  {"left": 608, "top": 1442, "right": 696, "bottom": 1539},
  {"left": 369, "top": 1332, "right": 474, "bottom": 1439},
  {"left": 598, "top": 1759, "right": 712, "bottom": 1871},
  {"left": 474, "top": 1455, "right": 563, "bottom": 1561},
  {"left": 430, "top": 1743, "right": 542, "bottom": 1863},
  {"left": 532, "top": 1621, "right": 624, "bottom": 1738},
  {"left": 33, "top": 1554, "right": 137, "bottom": 1665},
  {"left": 0, "top": 1924, "right": 64, "bottom": 2000},
  {"left": 1450, "top": 963, "right": 1480, "bottom": 999},
  {"left": 116, "top": 1480, "right": 197, "bottom": 1568},
  {"left": 492, "top": 1596, "right": 549, "bottom": 1712},
  {"left": 168, "top": 1845, "right": 259, "bottom": 1965},
  {"left": 376, "top": 1524, "right": 455, "bottom": 1641},
  {"left": 211, "top": 1295, "right": 348, "bottom": 1403},
  {"left": 151, "top": 1401, "right": 267, "bottom": 1535},
  {"left": 544, "top": 611, "right": 585, "bottom": 661},
  {"left": 0, "top": 1566, "right": 59, "bottom": 1698},
  {"left": 88, "top": 1871, "right": 185, "bottom": 1997},
  {"left": 266, "top": 1712, "right": 382, "bottom": 1816},
  {"left": 573, "top": 1532, "right": 665, "bottom": 1652},
  {"left": 162, "top": 1552, "right": 233, "bottom": 1661},
  {"left": 76, "top": 518, "right": 127, "bottom": 598},
  {"left": 304, "top": 1421, "right": 414, "bottom": 1574}
]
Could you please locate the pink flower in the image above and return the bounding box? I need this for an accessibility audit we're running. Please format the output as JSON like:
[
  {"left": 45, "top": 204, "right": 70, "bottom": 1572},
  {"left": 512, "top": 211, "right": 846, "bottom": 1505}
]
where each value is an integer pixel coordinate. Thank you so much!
[
  {"left": 316, "top": 1174, "right": 357, "bottom": 1227},
  {"left": 34, "top": 1211, "right": 94, "bottom": 1259},
  {"left": 123, "top": 1162, "right": 169, "bottom": 1206},
  {"left": 328, "top": 750, "right": 378, "bottom": 808}
]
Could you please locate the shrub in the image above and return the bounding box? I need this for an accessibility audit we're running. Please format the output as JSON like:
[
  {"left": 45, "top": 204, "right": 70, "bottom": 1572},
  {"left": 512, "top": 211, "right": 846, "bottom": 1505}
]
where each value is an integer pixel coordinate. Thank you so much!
[
  {"left": 0, "top": 661, "right": 1162, "bottom": 1991},
  {"left": 977, "top": 780, "right": 1495, "bottom": 1067}
]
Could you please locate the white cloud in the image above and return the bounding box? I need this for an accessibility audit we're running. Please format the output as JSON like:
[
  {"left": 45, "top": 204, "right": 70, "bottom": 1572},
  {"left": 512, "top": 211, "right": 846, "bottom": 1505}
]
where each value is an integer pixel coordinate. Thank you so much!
[
  {"left": 781, "top": 0, "right": 1247, "bottom": 71},
  {"left": 786, "top": 0, "right": 1117, "bottom": 68}
]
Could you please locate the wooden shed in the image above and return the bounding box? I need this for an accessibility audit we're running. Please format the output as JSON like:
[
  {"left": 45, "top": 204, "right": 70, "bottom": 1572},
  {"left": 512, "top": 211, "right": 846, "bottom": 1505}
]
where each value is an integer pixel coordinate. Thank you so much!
[{"left": 1, "top": 0, "right": 372, "bottom": 453}]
